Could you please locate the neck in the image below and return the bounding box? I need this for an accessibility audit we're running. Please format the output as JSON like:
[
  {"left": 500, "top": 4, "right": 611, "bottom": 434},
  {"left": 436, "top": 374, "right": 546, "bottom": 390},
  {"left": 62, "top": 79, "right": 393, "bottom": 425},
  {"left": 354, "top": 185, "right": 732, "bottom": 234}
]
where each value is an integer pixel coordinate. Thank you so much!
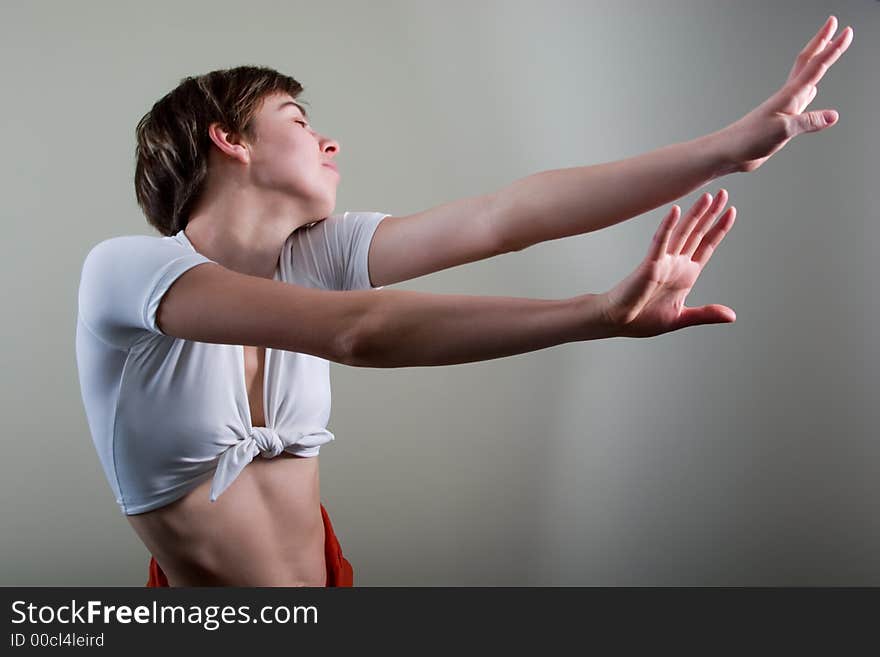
[{"left": 183, "top": 187, "right": 326, "bottom": 279}]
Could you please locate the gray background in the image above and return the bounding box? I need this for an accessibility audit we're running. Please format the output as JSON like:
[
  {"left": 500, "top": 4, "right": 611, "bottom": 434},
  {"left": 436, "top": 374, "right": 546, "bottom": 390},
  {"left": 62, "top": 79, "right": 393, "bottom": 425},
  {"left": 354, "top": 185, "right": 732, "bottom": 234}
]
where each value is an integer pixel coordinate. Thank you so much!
[{"left": 2, "top": 0, "right": 876, "bottom": 586}]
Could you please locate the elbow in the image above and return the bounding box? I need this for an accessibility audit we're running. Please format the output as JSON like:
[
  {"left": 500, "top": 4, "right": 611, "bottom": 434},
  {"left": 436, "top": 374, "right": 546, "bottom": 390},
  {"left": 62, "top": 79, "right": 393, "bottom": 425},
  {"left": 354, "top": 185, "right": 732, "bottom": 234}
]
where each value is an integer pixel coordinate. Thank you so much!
[
  {"left": 489, "top": 188, "right": 531, "bottom": 255},
  {"left": 336, "top": 327, "right": 362, "bottom": 367},
  {"left": 338, "top": 313, "right": 378, "bottom": 368}
]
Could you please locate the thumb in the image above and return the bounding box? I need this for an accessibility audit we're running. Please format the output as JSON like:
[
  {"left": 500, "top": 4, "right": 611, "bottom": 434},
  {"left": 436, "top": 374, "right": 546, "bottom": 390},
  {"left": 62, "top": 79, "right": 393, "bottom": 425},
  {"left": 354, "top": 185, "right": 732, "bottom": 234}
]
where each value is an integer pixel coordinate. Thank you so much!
[
  {"left": 798, "top": 109, "right": 839, "bottom": 134},
  {"left": 676, "top": 304, "right": 737, "bottom": 330}
]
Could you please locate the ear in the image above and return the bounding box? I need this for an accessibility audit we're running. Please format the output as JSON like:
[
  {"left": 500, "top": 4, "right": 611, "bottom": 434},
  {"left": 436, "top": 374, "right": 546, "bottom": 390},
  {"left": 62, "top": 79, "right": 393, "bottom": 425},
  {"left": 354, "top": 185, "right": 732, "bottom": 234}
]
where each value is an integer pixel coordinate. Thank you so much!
[{"left": 207, "top": 122, "right": 252, "bottom": 164}]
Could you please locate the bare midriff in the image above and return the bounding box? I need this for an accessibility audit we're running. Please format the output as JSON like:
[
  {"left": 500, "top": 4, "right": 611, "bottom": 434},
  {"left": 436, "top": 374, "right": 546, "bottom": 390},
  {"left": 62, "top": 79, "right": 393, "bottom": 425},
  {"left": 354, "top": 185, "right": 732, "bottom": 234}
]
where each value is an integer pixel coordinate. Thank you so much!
[{"left": 126, "top": 453, "right": 325, "bottom": 587}]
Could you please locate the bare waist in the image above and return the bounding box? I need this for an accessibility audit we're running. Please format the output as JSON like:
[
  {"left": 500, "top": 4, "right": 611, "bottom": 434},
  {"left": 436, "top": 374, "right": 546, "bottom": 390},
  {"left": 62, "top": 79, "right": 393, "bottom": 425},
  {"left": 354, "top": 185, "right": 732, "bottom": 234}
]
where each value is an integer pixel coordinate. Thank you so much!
[{"left": 127, "top": 453, "right": 325, "bottom": 586}]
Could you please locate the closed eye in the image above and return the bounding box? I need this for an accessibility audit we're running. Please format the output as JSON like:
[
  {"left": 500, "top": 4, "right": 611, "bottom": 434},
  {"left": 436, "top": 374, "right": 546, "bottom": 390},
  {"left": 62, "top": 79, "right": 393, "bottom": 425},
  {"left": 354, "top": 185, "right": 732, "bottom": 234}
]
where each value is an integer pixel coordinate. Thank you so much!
[{"left": 295, "top": 120, "right": 309, "bottom": 128}]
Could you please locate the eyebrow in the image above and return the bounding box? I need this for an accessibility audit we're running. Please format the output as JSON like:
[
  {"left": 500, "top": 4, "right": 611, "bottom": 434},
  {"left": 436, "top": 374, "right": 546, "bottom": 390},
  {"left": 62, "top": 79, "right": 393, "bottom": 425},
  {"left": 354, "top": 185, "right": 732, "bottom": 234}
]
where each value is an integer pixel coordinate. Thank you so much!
[{"left": 277, "top": 100, "right": 309, "bottom": 120}]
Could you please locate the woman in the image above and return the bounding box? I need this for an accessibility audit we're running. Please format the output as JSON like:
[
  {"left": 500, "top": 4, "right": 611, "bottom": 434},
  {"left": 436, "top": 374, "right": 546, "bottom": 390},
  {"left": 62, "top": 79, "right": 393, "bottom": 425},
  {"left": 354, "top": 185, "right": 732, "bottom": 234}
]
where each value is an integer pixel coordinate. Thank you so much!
[{"left": 75, "top": 17, "right": 851, "bottom": 586}]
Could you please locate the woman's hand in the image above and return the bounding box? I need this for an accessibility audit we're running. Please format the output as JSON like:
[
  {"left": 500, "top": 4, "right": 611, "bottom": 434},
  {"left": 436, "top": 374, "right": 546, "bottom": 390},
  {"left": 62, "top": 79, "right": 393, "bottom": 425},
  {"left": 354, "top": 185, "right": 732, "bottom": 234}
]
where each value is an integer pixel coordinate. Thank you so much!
[
  {"left": 720, "top": 16, "right": 853, "bottom": 173},
  {"left": 600, "top": 191, "right": 736, "bottom": 338}
]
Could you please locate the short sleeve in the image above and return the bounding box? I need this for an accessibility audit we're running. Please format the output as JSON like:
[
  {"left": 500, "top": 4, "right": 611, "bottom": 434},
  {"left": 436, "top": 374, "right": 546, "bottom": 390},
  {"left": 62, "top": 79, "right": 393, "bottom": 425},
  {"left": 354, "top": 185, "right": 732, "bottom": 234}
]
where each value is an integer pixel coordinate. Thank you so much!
[
  {"left": 78, "top": 235, "right": 215, "bottom": 350},
  {"left": 287, "top": 211, "right": 389, "bottom": 291}
]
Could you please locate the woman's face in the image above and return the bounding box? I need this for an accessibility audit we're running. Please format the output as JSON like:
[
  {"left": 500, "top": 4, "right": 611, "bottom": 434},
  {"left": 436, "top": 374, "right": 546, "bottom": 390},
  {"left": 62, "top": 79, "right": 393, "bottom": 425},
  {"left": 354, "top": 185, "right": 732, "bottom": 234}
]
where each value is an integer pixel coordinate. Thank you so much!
[{"left": 245, "top": 92, "right": 341, "bottom": 218}]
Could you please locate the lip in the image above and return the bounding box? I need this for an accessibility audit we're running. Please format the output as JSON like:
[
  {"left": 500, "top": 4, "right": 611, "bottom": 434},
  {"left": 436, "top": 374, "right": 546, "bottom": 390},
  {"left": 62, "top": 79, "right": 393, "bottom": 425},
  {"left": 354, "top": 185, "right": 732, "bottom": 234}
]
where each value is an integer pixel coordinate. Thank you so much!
[{"left": 322, "top": 163, "right": 339, "bottom": 173}]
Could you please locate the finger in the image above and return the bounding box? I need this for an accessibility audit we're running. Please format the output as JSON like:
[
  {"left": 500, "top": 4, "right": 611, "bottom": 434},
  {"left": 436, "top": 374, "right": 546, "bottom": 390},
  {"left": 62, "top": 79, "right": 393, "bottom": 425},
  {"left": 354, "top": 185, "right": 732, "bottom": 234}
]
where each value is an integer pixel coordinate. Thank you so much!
[
  {"left": 682, "top": 189, "right": 729, "bottom": 259},
  {"left": 648, "top": 205, "right": 680, "bottom": 261},
  {"left": 676, "top": 304, "right": 737, "bottom": 330},
  {"left": 693, "top": 206, "right": 736, "bottom": 267},
  {"left": 795, "top": 107, "right": 839, "bottom": 134},
  {"left": 791, "top": 25, "right": 853, "bottom": 92},
  {"left": 787, "top": 16, "right": 837, "bottom": 82},
  {"left": 668, "top": 193, "right": 714, "bottom": 255},
  {"left": 669, "top": 189, "right": 727, "bottom": 255}
]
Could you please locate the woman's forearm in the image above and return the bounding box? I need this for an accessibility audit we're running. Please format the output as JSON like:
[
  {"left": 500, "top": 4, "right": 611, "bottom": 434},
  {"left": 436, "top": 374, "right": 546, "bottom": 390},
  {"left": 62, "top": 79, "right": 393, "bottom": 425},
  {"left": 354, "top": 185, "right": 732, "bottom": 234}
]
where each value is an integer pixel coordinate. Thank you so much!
[
  {"left": 348, "top": 289, "right": 613, "bottom": 368},
  {"left": 490, "top": 130, "right": 738, "bottom": 252}
]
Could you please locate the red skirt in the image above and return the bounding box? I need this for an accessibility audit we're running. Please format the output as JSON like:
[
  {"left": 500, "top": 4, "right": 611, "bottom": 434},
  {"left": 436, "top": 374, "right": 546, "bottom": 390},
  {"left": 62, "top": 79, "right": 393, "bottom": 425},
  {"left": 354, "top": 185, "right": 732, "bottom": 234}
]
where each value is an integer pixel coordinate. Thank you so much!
[{"left": 146, "top": 502, "right": 354, "bottom": 587}]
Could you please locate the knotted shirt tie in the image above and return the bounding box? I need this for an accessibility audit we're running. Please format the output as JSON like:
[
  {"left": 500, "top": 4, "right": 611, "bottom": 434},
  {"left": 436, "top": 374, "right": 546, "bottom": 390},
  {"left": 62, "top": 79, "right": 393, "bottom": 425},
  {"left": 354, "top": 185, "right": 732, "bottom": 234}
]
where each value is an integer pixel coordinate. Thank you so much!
[{"left": 210, "top": 426, "right": 335, "bottom": 502}]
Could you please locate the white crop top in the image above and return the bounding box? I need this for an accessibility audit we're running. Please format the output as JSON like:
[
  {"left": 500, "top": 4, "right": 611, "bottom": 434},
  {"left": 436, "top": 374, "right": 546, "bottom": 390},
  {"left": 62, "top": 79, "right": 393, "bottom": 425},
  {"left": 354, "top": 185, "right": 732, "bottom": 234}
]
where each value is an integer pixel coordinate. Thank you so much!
[{"left": 75, "top": 211, "right": 389, "bottom": 515}]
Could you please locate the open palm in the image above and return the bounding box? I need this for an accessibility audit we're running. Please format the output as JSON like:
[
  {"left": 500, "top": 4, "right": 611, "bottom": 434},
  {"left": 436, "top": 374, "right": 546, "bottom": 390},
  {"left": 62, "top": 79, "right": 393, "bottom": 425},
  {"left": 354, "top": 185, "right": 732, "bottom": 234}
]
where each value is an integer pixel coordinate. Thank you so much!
[{"left": 603, "top": 190, "right": 736, "bottom": 338}]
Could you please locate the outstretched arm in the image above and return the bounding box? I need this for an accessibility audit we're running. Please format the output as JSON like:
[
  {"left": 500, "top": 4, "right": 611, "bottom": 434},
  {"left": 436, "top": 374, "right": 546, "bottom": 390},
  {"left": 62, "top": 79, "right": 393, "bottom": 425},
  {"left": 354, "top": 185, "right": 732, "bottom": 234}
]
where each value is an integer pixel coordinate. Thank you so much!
[
  {"left": 368, "top": 17, "right": 851, "bottom": 286},
  {"left": 367, "top": 126, "right": 731, "bottom": 286},
  {"left": 490, "top": 16, "right": 852, "bottom": 253}
]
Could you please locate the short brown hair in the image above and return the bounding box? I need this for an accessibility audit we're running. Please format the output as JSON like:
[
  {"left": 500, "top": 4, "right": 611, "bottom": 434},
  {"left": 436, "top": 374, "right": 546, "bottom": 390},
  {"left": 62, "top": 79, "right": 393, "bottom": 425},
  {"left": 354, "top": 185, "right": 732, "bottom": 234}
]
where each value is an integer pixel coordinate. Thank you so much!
[{"left": 134, "top": 65, "right": 308, "bottom": 236}]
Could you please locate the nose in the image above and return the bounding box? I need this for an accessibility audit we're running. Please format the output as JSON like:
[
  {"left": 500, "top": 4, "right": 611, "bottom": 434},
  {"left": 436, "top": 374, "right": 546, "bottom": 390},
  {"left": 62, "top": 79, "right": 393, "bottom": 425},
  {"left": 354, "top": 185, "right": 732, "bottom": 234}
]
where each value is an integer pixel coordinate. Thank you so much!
[{"left": 319, "top": 134, "right": 340, "bottom": 158}]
